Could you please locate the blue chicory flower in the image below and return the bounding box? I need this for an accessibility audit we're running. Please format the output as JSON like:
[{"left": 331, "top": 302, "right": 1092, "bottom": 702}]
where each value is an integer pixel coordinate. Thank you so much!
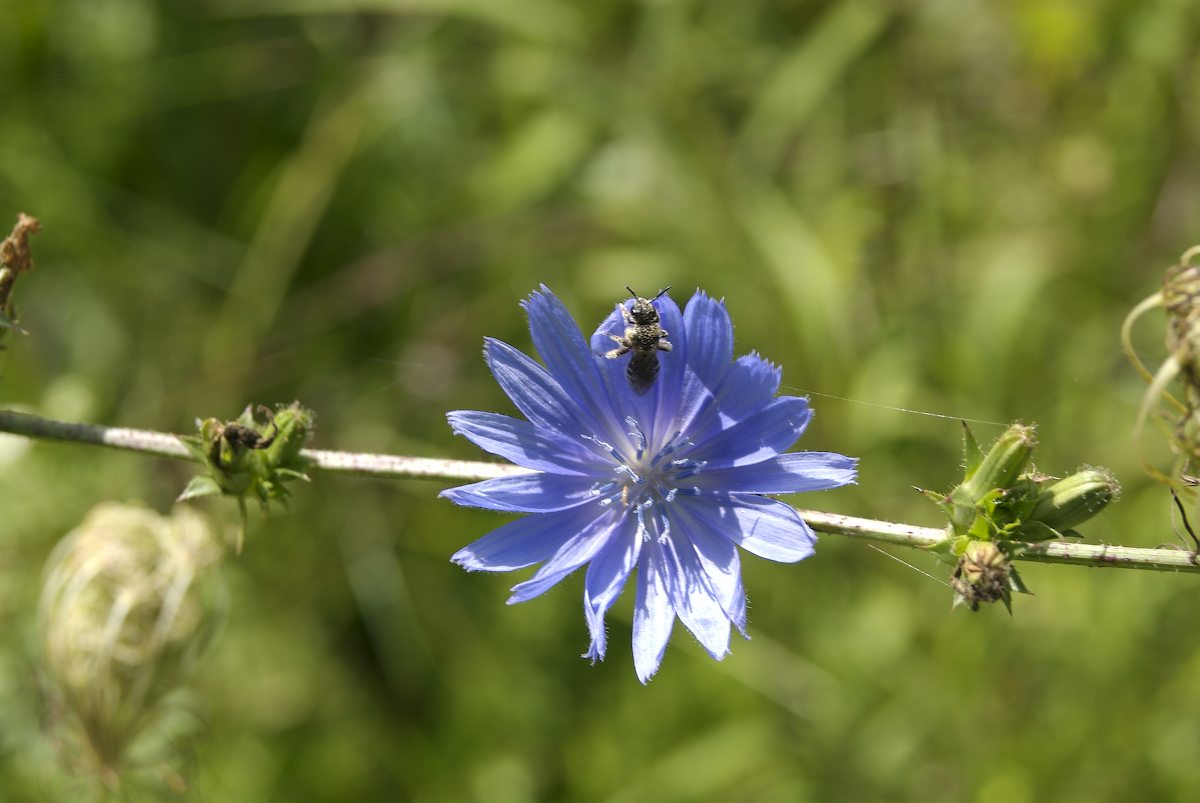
[{"left": 443, "top": 286, "right": 857, "bottom": 682}]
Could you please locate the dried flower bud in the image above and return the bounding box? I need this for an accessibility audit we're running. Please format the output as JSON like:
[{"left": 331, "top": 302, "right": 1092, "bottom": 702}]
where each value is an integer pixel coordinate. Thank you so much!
[
  {"left": 950, "top": 540, "right": 1012, "bottom": 612},
  {"left": 40, "top": 503, "right": 223, "bottom": 785},
  {"left": 0, "top": 213, "right": 40, "bottom": 341},
  {"left": 1163, "top": 262, "right": 1200, "bottom": 384}
]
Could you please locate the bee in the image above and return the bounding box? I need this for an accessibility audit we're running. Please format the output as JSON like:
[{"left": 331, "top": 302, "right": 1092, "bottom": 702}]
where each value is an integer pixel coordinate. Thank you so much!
[{"left": 603, "top": 286, "right": 673, "bottom": 395}]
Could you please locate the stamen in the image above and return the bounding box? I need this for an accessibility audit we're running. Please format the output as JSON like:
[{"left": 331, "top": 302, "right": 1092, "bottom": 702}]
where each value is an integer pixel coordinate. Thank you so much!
[
  {"left": 581, "top": 433, "right": 621, "bottom": 461},
  {"left": 655, "top": 507, "right": 670, "bottom": 542},
  {"left": 670, "top": 458, "right": 707, "bottom": 480},
  {"left": 634, "top": 502, "right": 650, "bottom": 541},
  {"left": 588, "top": 479, "right": 617, "bottom": 495},
  {"left": 589, "top": 479, "right": 621, "bottom": 507},
  {"left": 650, "top": 431, "right": 691, "bottom": 466},
  {"left": 615, "top": 465, "right": 643, "bottom": 484},
  {"left": 626, "top": 416, "right": 647, "bottom": 460}
]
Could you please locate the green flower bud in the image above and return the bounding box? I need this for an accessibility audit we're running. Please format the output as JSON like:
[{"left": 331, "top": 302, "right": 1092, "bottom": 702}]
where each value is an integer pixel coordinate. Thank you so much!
[
  {"left": 179, "top": 402, "right": 315, "bottom": 509},
  {"left": 942, "top": 423, "right": 1037, "bottom": 534},
  {"left": 40, "top": 503, "right": 223, "bottom": 783},
  {"left": 263, "top": 401, "right": 314, "bottom": 468},
  {"left": 1025, "top": 467, "right": 1120, "bottom": 534},
  {"left": 960, "top": 423, "right": 1037, "bottom": 502}
]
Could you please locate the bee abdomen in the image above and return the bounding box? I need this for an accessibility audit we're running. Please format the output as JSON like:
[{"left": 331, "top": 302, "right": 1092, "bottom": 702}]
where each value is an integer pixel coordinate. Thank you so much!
[{"left": 627, "top": 353, "right": 659, "bottom": 396}]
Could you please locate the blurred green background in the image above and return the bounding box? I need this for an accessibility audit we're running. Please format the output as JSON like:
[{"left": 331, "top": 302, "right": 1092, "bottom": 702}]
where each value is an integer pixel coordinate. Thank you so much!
[{"left": 3, "top": 0, "right": 1200, "bottom": 799}]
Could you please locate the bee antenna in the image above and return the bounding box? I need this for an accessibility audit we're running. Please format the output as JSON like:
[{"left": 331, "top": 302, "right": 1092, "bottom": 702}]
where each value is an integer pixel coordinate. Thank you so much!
[
  {"left": 626, "top": 286, "right": 638, "bottom": 299},
  {"left": 655, "top": 286, "right": 671, "bottom": 299}
]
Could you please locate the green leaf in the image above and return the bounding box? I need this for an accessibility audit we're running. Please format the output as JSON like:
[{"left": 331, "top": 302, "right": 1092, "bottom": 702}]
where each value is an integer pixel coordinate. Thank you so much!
[
  {"left": 275, "top": 468, "right": 311, "bottom": 482},
  {"left": 961, "top": 421, "right": 983, "bottom": 481},
  {"left": 1007, "top": 565, "right": 1033, "bottom": 596},
  {"left": 1012, "top": 520, "right": 1064, "bottom": 542},
  {"left": 999, "top": 589, "right": 1013, "bottom": 615},
  {"left": 924, "top": 534, "right": 961, "bottom": 564},
  {"left": 178, "top": 475, "right": 222, "bottom": 501}
]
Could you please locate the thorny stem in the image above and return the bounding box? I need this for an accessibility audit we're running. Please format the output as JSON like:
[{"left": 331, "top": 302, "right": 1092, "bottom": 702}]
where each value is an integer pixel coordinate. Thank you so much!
[
  {"left": 0, "top": 409, "right": 520, "bottom": 480},
  {"left": 801, "top": 509, "right": 1200, "bottom": 573},
  {"left": 3, "top": 408, "right": 1199, "bottom": 574}
]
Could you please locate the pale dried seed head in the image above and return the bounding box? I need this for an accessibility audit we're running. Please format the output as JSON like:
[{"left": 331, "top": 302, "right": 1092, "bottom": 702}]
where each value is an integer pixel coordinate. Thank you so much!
[{"left": 39, "top": 503, "right": 223, "bottom": 779}]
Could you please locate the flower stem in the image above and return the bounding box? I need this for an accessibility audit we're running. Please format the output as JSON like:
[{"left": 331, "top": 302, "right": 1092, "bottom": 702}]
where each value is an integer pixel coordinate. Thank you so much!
[
  {"left": 799, "top": 509, "right": 1200, "bottom": 573},
  {"left": 0, "top": 409, "right": 522, "bottom": 481},
  {"left": 3, "top": 408, "right": 1197, "bottom": 574}
]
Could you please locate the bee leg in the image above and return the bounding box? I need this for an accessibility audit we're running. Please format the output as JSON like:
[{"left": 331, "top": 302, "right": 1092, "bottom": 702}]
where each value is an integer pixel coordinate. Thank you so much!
[{"left": 604, "top": 337, "right": 630, "bottom": 359}]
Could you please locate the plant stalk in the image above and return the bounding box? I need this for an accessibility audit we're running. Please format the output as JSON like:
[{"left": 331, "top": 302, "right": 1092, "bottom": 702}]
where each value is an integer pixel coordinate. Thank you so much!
[{"left": 3, "top": 409, "right": 1196, "bottom": 574}]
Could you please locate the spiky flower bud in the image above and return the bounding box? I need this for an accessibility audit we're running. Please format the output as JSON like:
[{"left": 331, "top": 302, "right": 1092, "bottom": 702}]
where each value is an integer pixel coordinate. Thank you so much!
[
  {"left": 40, "top": 503, "right": 223, "bottom": 786},
  {"left": 263, "top": 401, "right": 314, "bottom": 467},
  {"left": 960, "top": 423, "right": 1037, "bottom": 503},
  {"left": 179, "top": 402, "right": 315, "bottom": 510},
  {"left": 930, "top": 423, "right": 1116, "bottom": 610},
  {"left": 942, "top": 423, "right": 1038, "bottom": 534},
  {"left": 1025, "top": 467, "right": 1120, "bottom": 536}
]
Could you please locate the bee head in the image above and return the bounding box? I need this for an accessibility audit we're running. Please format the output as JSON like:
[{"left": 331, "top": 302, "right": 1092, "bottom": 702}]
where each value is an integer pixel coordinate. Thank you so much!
[{"left": 625, "top": 286, "right": 670, "bottom": 325}]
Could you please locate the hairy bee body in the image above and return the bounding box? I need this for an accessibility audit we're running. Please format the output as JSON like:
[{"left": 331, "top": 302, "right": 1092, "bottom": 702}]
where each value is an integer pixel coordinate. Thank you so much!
[{"left": 604, "top": 286, "right": 673, "bottom": 395}]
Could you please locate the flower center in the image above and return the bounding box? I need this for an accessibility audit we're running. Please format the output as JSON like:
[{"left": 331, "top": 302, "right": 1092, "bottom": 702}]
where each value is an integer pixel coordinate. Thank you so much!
[{"left": 586, "top": 417, "right": 704, "bottom": 518}]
